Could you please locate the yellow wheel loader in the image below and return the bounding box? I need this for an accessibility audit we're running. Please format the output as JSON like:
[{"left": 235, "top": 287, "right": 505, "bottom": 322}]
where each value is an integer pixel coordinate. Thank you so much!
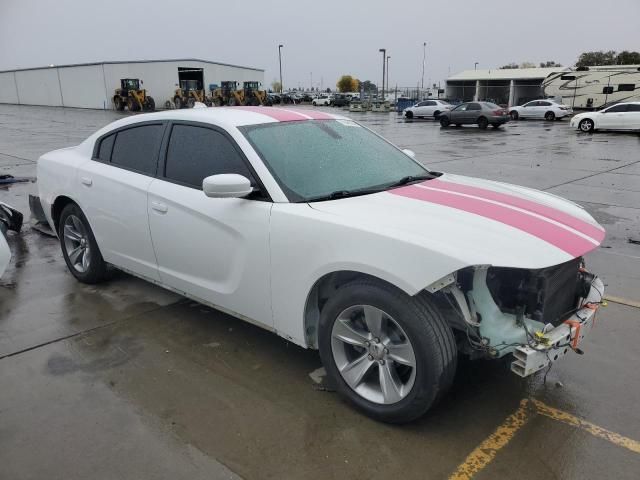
[{"left": 113, "top": 79, "right": 155, "bottom": 112}]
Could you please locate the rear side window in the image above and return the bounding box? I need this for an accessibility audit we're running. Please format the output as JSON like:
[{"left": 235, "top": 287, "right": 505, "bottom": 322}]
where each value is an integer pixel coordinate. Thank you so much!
[
  {"left": 606, "top": 104, "right": 628, "bottom": 113},
  {"left": 110, "top": 124, "right": 164, "bottom": 175},
  {"left": 96, "top": 134, "right": 115, "bottom": 162},
  {"left": 164, "top": 125, "right": 252, "bottom": 188},
  {"left": 539, "top": 101, "right": 551, "bottom": 106},
  {"left": 618, "top": 84, "right": 635, "bottom": 92},
  {"left": 627, "top": 104, "right": 640, "bottom": 112},
  {"left": 468, "top": 103, "right": 482, "bottom": 111}
]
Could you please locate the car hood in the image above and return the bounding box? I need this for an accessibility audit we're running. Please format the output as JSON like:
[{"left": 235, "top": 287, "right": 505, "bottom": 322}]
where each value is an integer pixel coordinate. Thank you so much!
[{"left": 309, "top": 173, "right": 605, "bottom": 270}]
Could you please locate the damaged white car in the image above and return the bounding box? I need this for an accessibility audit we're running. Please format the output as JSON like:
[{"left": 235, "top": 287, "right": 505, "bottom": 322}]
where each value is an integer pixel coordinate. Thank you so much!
[{"left": 35, "top": 107, "right": 605, "bottom": 423}]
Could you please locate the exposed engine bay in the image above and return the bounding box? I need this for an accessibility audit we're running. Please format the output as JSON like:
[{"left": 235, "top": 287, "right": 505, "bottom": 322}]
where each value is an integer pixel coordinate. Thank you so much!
[{"left": 435, "top": 257, "right": 604, "bottom": 376}]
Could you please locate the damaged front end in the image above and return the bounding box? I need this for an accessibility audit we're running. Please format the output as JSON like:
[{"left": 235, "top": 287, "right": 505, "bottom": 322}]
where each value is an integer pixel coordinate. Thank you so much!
[{"left": 434, "top": 258, "right": 604, "bottom": 377}]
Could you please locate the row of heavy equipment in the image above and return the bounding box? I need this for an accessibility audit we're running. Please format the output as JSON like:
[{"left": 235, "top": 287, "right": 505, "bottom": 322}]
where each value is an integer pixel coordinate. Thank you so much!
[{"left": 112, "top": 79, "right": 270, "bottom": 112}]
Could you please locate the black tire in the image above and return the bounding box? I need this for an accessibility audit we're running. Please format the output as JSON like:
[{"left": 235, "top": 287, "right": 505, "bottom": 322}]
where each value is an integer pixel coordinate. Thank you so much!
[
  {"left": 455, "top": 124, "right": 462, "bottom": 127},
  {"left": 579, "top": 118, "right": 595, "bottom": 132},
  {"left": 510, "top": 111, "right": 519, "bottom": 120},
  {"left": 114, "top": 97, "right": 125, "bottom": 111},
  {"left": 127, "top": 97, "right": 140, "bottom": 112},
  {"left": 544, "top": 111, "right": 555, "bottom": 121},
  {"left": 187, "top": 97, "right": 195, "bottom": 108},
  {"left": 58, "top": 203, "right": 108, "bottom": 284},
  {"left": 174, "top": 96, "right": 183, "bottom": 109},
  {"left": 318, "top": 280, "right": 457, "bottom": 423},
  {"left": 405, "top": 110, "right": 414, "bottom": 119},
  {"left": 439, "top": 116, "right": 451, "bottom": 127},
  {"left": 477, "top": 116, "right": 488, "bottom": 129},
  {"left": 228, "top": 97, "right": 238, "bottom": 106},
  {"left": 433, "top": 110, "right": 441, "bottom": 119},
  {"left": 143, "top": 96, "right": 155, "bottom": 111}
]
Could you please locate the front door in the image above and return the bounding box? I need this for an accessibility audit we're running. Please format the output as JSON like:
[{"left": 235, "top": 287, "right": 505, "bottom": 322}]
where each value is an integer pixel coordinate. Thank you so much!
[{"left": 147, "top": 122, "right": 273, "bottom": 327}]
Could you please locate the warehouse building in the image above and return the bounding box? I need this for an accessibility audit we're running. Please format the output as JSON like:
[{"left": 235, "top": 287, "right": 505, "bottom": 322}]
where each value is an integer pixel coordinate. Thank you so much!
[
  {"left": 445, "top": 67, "right": 564, "bottom": 107},
  {"left": 0, "top": 59, "right": 264, "bottom": 110}
]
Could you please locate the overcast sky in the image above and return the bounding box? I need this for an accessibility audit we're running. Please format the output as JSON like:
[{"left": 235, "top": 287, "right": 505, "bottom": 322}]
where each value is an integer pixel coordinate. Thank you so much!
[{"left": 1, "top": 0, "right": 638, "bottom": 90}]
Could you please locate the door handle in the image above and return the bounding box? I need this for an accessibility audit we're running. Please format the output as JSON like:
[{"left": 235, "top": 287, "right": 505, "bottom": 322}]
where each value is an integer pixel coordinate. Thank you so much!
[
  {"left": 80, "top": 177, "right": 92, "bottom": 186},
  {"left": 150, "top": 201, "right": 168, "bottom": 214}
]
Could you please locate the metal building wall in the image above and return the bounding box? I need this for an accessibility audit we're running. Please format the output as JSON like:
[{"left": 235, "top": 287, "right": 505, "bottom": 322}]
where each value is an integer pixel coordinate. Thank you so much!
[{"left": 0, "top": 60, "right": 264, "bottom": 109}]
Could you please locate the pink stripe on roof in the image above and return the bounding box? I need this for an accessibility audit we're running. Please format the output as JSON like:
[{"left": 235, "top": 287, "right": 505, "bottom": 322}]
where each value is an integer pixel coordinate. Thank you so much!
[
  {"left": 430, "top": 179, "right": 605, "bottom": 243},
  {"left": 390, "top": 185, "right": 597, "bottom": 257},
  {"left": 232, "top": 106, "right": 309, "bottom": 122}
]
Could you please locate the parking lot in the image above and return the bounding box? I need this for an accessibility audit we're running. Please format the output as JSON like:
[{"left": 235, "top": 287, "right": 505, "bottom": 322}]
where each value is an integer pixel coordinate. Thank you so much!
[{"left": 1, "top": 104, "right": 639, "bottom": 479}]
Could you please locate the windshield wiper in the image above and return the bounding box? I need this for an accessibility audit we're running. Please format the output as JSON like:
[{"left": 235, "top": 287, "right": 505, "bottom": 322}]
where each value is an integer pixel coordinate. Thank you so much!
[
  {"left": 306, "top": 188, "right": 383, "bottom": 202},
  {"left": 387, "top": 173, "right": 436, "bottom": 188}
]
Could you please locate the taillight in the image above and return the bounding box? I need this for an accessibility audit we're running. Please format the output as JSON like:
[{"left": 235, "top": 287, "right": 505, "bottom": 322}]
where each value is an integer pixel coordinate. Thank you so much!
[{"left": 493, "top": 109, "right": 504, "bottom": 115}]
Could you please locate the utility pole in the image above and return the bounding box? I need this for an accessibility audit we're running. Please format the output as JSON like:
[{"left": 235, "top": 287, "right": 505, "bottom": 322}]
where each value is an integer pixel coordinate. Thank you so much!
[
  {"left": 379, "top": 48, "right": 386, "bottom": 100},
  {"left": 278, "top": 44, "right": 284, "bottom": 93},
  {"left": 474, "top": 62, "right": 479, "bottom": 71},
  {"left": 421, "top": 42, "right": 426, "bottom": 92},
  {"left": 386, "top": 56, "right": 390, "bottom": 99},
  {"left": 310, "top": 72, "right": 313, "bottom": 91}
]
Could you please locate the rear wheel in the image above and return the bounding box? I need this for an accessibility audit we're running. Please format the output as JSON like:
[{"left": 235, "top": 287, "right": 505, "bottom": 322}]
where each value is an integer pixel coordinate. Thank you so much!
[
  {"left": 439, "top": 116, "right": 451, "bottom": 127},
  {"left": 58, "top": 204, "right": 108, "bottom": 284},
  {"left": 187, "top": 97, "right": 195, "bottom": 108},
  {"left": 143, "top": 96, "right": 155, "bottom": 111},
  {"left": 545, "top": 111, "right": 555, "bottom": 121},
  {"left": 127, "top": 97, "right": 139, "bottom": 111},
  {"left": 319, "top": 281, "right": 457, "bottom": 423},
  {"left": 510, "top": 110, "right": 519, "bottom": 120},
  {"left": 433, "top": 110, "right": 441, "bottom": 119},
  {"left": 114, "top": 97, "right": 125, "bottom": 111},
  {"left": 579, "top": 118, "right": 595, "bottom": 132},
  {"left": 174, "top": 96, "right": 183, "bottom": 109},
  {"left": 477, "top": 116, "right": 489, "bottom": 129}
]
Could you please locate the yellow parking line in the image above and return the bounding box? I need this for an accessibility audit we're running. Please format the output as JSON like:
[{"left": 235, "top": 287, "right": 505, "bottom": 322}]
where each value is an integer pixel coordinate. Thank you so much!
[
  {"left": 448, "top": 399, "right": 532, "bottom": 480},
  {"left": 604, "top": 295, "right": 640, "bottom": 309},
  {"left": 532, "top": 399, "right": 640, "bottom": 454}
]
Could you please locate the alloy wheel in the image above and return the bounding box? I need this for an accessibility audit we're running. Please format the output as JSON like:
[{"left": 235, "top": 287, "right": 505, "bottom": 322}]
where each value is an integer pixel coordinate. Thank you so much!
[
  {"left": 62, "top": 215, "right": 91, "bottom": 273},
  {"left": 331, "top": 305, "right": 417, "bottom": 405}
]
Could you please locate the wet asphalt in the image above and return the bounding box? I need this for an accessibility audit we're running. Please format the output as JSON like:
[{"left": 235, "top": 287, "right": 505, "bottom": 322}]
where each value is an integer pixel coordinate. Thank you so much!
[{"left": 1, "top": 104, "right": 639, "bottom": 479}]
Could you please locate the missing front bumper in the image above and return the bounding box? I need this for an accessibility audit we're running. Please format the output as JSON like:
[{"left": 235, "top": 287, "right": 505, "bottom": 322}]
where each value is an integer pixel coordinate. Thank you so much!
[{"left": 510, "top": 276, "right": 604, "bottom": 377}]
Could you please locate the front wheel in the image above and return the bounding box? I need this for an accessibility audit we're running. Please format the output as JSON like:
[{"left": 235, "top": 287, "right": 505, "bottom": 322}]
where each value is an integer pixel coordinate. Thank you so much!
[
  {"left": 405, "top": 110, "right": 414, "bottom": 119},
  {"left": 319, "top": 281, "right": 457, "bottom": 423},
  {"left": 58, "top": 203, "right": 108, "bottom": 284},
  {"left": 439, "top": 116, "right": 451, "bottom": 127},
  {"left": 174, "top": 96, "right": 183, "bottom": 109},
  {"left": 510, "top": 111, "right": 519, "bottom": 120},
  {"left": 477, "top": 116, "right": 489, "bottom": 129},
  {"left": 579, "top": 118, "right": 595, "bottom": 132}
]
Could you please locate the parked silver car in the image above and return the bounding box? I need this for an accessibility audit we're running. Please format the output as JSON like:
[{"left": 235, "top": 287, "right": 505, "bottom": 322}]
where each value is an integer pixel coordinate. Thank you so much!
[{"left": 439, "top": 102, "right": 509, "bottom": 129}]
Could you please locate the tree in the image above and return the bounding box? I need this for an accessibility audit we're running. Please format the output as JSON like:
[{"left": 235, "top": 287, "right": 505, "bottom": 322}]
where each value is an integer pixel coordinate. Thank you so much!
[
  {"left": 336, "top": 75, "right": 359, "bottom": 92},
  {"left": 361, "top": 80, "right": 377, "bottom": 92},
  {"left": 540, "top": 61, "right": 562, "bottom": 67},
  {"left": 519, "top": 62, "right": 536, "bottom": 68},
  {"left": 500, "top": 63, "right": 519, "bottom": 69},
  {"left": 616, "top": 50, "right": 640, "bottom": 65},
  {"left": 576, "top": 50, "right": 617, "bottom": 68},
  {"left": 271, "top": 80, "right": 282, "bottom": 92}
]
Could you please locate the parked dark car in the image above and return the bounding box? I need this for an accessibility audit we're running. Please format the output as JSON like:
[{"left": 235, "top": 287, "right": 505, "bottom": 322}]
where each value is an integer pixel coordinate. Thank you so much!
[
  {"left": 331, "top": 94, "right": 351, "bottom": 107},
  {"left": 439, "top": 102, "right": 509, "bottom": 129}
]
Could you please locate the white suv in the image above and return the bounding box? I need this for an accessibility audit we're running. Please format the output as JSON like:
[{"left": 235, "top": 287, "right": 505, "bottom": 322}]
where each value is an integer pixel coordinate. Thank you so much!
[
  {"left": 403, "top": 100, "right": 452, "bottom": 119},
  {"left": 509, "top": 100, "right": 573, "bottom": 121},
  {"left": 312, "top": 95, "right": 331, "bottom": 106}
]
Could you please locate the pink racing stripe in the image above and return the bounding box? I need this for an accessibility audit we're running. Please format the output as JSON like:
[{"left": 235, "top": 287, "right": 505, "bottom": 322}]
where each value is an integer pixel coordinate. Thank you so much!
[
  {"left": 391, "top": 185, "right": 597, "bottom": 257},
  {"left": 303, "top": 110, "right": 335, "bottom": 120},
  {"left": 429, "top": 179, "right": 605, "bottom": 242},
  {"left": 232, "top": 106, "right": 308, "bottom": 122}
]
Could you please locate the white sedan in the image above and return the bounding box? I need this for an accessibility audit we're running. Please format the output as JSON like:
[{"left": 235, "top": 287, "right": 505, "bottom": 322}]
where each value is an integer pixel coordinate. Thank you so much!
[
  {"left": 509, "top": 99, "right": 573, "bottom": 121},
  {"left": 37, "top": 107, "right": 605, "bottom": 423},
  {"left": 403, "top": 99, "right": 452, "bottom": 119},
  {"left": 570, "top": 102, "right": 640, "bottom": 132}
]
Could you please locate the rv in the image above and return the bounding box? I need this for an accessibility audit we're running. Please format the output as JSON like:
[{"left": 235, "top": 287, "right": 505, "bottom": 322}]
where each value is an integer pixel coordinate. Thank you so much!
[{"left": 542, "top": 65, "right": 640, "bottom": 110}]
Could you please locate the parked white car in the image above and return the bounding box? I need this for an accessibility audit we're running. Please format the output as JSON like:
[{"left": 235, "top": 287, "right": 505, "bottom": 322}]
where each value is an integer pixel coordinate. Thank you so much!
[
  {"left": 570, "top": 102, "right": 640, "bottom": 132},
  {"left": 37, "top": 107, "right": 605, "bottom": 423},
  {"left": 403, "top": 99, "right": 452, "bottom": 119},
  {"left": 312, "top": 95, "right": 331, "bottom": 106},
  {"left": 509, "top": 99, "right": 573, "bottom": 121}
]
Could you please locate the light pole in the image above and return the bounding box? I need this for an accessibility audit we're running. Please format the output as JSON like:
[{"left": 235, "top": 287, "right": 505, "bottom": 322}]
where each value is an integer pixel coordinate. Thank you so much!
[
  {"left": 278, "top": 44, "right": 284, "bottom": 93},
  {"left": 474, "top": 62, "right": 479, "bottom": 71},
  {"left": 379, "top": 48, "right": 386, "bottom": 101},
  {"left": 386, "top": 56, "right": 390, "bottom": 99},
  {"left": 421, "top": 42, "right": 426, "bottom": 94}
]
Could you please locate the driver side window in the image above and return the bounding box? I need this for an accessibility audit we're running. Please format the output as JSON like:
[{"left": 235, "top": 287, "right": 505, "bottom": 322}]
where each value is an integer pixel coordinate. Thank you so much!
[{"left": 163, "top": 124, "right": 259, "bottom": 193}]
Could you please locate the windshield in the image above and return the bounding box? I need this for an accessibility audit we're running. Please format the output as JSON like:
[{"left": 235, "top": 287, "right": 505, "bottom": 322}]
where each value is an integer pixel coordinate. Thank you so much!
[{"left": 241, "top": 120, "right": 430, "bottom": 202}]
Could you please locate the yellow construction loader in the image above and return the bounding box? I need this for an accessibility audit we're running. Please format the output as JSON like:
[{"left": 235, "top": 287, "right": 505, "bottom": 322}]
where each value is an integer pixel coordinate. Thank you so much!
[
  {"left": 173, "top": 79, "right": 206, "bottom": 109},
  {"left": 113, "top": 79, "right": 155, "bottom": 111}
]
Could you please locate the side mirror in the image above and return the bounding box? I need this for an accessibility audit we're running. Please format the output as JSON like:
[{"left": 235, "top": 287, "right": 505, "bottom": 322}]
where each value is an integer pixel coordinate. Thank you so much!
[
  {"left": 202, "top": 174, "right": 253, "bottom": 198},
  {"left": 402, "top": 149, "right": 416, "bottom": 159}
]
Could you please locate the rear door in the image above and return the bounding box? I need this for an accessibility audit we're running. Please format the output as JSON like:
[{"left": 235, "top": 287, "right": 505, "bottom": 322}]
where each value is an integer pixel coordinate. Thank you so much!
[
  {"left": 599, "top": 104, "right": 628, "bottom": 129},
  {"left": 466, "top": 102, "right": 482, "bottom": 123},
  {"left": 537, "top": 101, "right": 553, "bottom": 118},
  {"left": 147, "top": 122, "right": 273, "bottom": 327},
  {"left": 621, "top": 104, "right": 640, "bottom": 130},
  {"left": 78, "top": 122, "right": 165, "bottom": 281}
]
